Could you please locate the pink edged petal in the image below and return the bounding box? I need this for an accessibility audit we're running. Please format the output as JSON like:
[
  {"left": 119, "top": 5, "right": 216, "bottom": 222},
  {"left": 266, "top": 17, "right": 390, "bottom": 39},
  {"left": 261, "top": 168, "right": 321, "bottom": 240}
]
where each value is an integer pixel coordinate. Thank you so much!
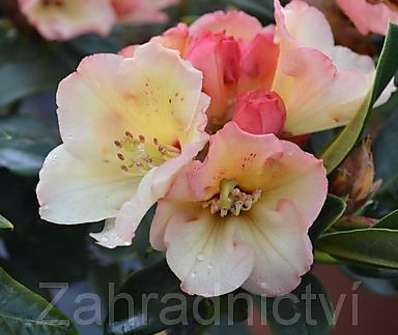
[
  {"left": 274, "top": 0, "right": 334, "bottom": 53},
  {"left": 151, "top": 23, "right": 190, "bottom": 55},
  {"left": 191, "top": 121, "right": 284, "bottom": 199},
  {"left": 91, "top": 168, "right": 158, "bottom": 248},
  {"left": 336, "top": 0, "right": 398, "bottom": 36},
  {"left": 189, "top": 10, "right": 262, "bottom": 41},
  {"left": 273, "top": 0, "right": 375, "bottom": 135},
  {"left": 164, "top": 208, "right": 255, "bottom": 297},
  {"left": 259, "top": 140, "right": 327, "bottom": 225},
  {"left": 37, "top": 145, "right": 136, "bottom": 224},
  {"left": 118, "top": 45, "right": 138, "bottom": 57},
  {"left": 238, "top": 28, "right": 280, "bottom": 93},
  {"left": 235, "top": 199, "right": 313, "bottom": 296},
  {"left": 18, "top": 0, "right": 116, "bottom": 41},
  {"left": 274, "top": 47, "right": 372, "bottom": 136},
  {"left": 150, "top": 161, "right": 203, "bottom": 251}
]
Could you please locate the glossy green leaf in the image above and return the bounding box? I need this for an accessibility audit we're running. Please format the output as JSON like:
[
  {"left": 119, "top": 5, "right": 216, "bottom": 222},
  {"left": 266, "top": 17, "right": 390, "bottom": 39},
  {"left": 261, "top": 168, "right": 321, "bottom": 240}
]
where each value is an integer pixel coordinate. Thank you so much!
[
  {"left": 321, "top": 23, "right": 398, "bottom": 174},
  {"left": 0, "top": 114, "right": 58, "bottom": 175},
  {"left": 261, "top": 274, "right": 334, "bottom": 335},
  {"left": 0, "top": 267, "right": 77, "bottom": 335},
  {"left": 309, "top": 195, "right": 346, "bottom": 242},
  {"left": 317, "top": 228, "right": 398, "bottom": 268},
  {"left": 375, "top": 209, "right": 398, "bottom": 229},
  {"left": 0, "top": 214, "right": 13, "bottom": 230}
]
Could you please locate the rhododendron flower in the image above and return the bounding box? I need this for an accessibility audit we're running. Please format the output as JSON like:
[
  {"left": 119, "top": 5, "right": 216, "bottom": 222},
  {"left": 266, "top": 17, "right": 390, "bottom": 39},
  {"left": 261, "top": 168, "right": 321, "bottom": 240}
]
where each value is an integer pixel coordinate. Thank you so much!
[
  {"left": 18, "top": 0, "right": 178, "bottom": 41},
  {"left": 112, "top": 0, "right": 179, "bottom": 24},
  {"left": 37, "top": 42, "right": 209, "bottom": 248},
  {"left": 150, "top": 122, "right": 327, "bottom": 297},
  {"left": 18, "top": 0, "right": 116, "bottom": 41},
  {"left": 121, "top": 0, "right": 393, "bottom": 137},
  {"left": 336, "top": 0, "right": 398, "bottom": 36}
]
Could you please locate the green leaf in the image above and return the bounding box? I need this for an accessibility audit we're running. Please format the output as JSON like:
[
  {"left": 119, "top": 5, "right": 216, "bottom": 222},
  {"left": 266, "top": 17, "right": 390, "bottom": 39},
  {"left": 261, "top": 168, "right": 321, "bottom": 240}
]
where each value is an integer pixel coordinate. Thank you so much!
[
  {"left": 0, "top": 214, "right": 13, "bottom": 230},
  {"left": 0, "top": 267, "right": 77, "bottom": 335},
  {"left": 320, "top": 23, "right": 398, "bottom": 174},
  {"left": 105, "top": 259, "right": 196, "bottom": 335},
  {"left": 262, "top": 274, "right": 334, "bottom": 335},
  {"left": 309, "top": 195, "right": 346, "bottom": 242},
  {"left": 0, "top": 26, "right": 71, "bottom": 107},
  {"left": 317, "top": 228, "right": 398, "bottom": 268},
  {"left": 105, "top": 260, "right": 250, "bottom": 334},
  {"left": 0, "top": 114, "right": 58, "bottom": 176},
  {"left": 375, "top": 209, "right": 398, "bottom": 229}
]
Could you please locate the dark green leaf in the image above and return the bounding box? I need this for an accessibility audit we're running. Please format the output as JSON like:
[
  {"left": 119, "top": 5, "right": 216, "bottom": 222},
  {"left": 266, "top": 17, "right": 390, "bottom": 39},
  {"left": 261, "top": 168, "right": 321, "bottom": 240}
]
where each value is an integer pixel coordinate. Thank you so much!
[
  {"left": 0, "top": 27, "right": 71, "bottom": 106},
  {"left": 0, "top": 267, "right": 77, "bottom": 335},
  {"left": 321, "top": 23, "right": 398, "bottom": 174},
  {"left": 375, "top": 209, "right": 398, "bottom": 229},
  {"left": 261, "top": 274, "right": 334, "bottom": 335},
  {"left": 317, "top": 228, "right": 398, "bottom": 268},
  {"left": 0, "top": 214, "right": 13, "bottom": 230},
  {"left": 105, "top": 259, "right": 195, "bottom": 335},
  {"left": 309, "top": 195, "right": 346, "bottom": 242},
  {"left": 0, "top": 114, "right": 58, "bottom": 175}
]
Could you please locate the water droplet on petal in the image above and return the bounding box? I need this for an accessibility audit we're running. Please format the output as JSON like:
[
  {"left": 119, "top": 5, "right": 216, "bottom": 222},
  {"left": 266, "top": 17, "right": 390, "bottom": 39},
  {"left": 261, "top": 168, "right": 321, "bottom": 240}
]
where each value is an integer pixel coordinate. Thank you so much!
[
  {"left": 207, "top": 263, "right": 213, "bottom": 270},
  {"left": 196, "top": 254, "right": 205, "bottom": 261},
  {"left": 191, "top": 272, "right": 197, "bottom": 278}
]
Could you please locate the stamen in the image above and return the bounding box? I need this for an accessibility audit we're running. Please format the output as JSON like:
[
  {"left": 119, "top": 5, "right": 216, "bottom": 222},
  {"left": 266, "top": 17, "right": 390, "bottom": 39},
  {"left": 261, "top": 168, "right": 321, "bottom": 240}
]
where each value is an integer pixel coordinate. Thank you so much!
[
  {"left": 113, "top": 131, "right": 181, "bottom": 175},
  {"left": 203, "top": 179, "right": 262, "bottom": 217}
]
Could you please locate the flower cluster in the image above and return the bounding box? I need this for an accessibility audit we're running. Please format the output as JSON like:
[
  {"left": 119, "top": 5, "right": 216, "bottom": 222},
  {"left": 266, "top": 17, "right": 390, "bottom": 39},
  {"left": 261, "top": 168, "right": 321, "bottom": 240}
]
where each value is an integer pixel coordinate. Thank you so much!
[
  {"left": 36, "top": 0, "right": 392, "bottom": 297},
  {"left": 18, "top": 0, "right": 178, "bottom": 41}
]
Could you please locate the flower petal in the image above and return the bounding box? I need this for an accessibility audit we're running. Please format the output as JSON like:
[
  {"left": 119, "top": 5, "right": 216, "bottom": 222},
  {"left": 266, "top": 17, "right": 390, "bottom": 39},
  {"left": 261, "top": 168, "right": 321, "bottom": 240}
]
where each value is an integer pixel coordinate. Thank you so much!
[
  {"left": 235, "top": 199, "right": 313, "bottom": 296},
  {"left": 259, "top": 140, "right": 327, "bottom": 225},
  {"left": 91, "top": 168, "right": 157, "bottom": 248},
  {"left": 192, "top": 122, "right": 284, "bottom": 199},
  {"left": 185, "top": 32, "right": 240, "bottom": 126},
  {"left": 238, "top": 28, "right": 280, "bottom": 93},
  {"left": 336, "top": 0, "right": 398, "bottom": 35},
  {"left": 37, "top": 145, "right": 136, "bottom": 224},
  {"left": 274, "top": 0, "right": 334, "bottom": 54},
  {"left": 274, "top": 47, "right": 372, "bottom": 136},
  {"left": 18, "top": 0, "right": 115, "bottom": 40},
  {"left": 164, "top": 208, "right": 255, "bottom": 297},
  {"left": 273, "top": 0, "right": 375, "bottom": 136},
  {"left": 189, "top": 10, "right": 262, "bottom": 41}
]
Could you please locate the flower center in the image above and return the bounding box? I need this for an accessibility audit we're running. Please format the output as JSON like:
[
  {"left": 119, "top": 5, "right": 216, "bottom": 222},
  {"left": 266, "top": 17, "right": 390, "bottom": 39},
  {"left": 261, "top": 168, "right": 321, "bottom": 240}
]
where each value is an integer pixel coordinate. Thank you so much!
[
  {"left": 114, "top": 131, "right": 181, "bottom": 176},
  {"left": 203, "top": 179, "right": 262, "bottom": 217}
]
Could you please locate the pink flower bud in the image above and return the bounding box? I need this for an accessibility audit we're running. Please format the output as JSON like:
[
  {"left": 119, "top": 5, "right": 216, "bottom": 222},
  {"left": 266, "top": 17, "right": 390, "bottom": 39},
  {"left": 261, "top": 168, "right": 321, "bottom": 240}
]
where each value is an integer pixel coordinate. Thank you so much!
[
  {"left": 233, "top": 89, "right": 286, "bottom": 135},
  {"left": 186, "top": 32, "right": 241, "bottom": 126}
]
